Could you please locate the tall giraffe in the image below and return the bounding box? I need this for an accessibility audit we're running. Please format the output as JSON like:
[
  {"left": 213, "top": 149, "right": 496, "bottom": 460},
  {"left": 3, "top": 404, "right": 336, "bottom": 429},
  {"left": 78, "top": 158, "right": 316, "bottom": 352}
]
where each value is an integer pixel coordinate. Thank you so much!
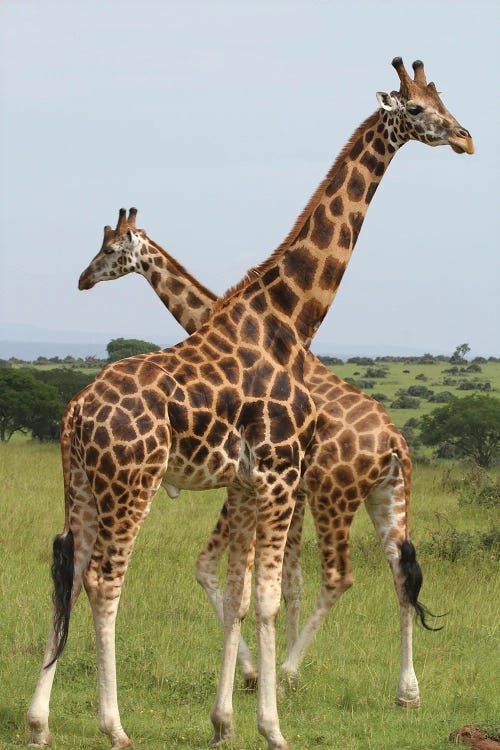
[
  {"left": 28, "top": 58, "right": 473, "bottom": 750},
  {"left": 79, "top": 207, "right": 432, "bottom": 701}
]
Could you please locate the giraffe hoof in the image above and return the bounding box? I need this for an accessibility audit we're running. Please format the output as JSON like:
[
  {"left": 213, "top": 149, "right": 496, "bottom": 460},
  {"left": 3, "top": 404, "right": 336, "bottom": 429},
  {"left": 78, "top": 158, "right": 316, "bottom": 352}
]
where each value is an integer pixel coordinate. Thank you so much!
[
  {"left": 395, "top": 696, "right": 421, "bottom": 708},
  {"left": 279, "top": 667, "right": 300, "bottom": 693},
  {"left": 209, "top": 730, "right": 234, "bottom": 747},
  {"left": 243, "top": 673, "right": 258, "bottom": 691},
  {"left": 28, "top": 725, "right": 52, "bottom": 746}
]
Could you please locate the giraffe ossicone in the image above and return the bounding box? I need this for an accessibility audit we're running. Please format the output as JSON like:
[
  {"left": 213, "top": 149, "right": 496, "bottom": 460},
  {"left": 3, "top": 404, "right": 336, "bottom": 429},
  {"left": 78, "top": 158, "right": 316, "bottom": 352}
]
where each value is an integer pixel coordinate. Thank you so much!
[{"left": 29, "top": 57, "right": 472, "bottom": 750}]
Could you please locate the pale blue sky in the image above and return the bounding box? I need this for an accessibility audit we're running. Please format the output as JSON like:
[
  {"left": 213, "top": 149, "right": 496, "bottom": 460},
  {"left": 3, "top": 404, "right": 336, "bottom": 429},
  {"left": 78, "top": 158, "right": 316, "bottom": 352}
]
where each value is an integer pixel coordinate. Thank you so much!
[{"left": 1, "top": 0, "right": 498, "bottom": 358}]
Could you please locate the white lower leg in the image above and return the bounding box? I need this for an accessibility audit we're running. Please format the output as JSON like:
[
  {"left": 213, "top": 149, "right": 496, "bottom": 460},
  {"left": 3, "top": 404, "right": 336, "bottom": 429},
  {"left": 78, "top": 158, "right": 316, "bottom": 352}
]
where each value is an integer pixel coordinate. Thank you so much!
[
  {"left": 210, "top": 564, "right": 252, "bottom": 745},
  {"left": 257, "top": 615, "right": 289, "bottom": 750},
  {"left": 196, "top": 559, "right": 257, "bottom": 685},
  {"left": 210, "top": 619, "right": 241, "bottom": 745},
  {"left": 281, "top": 587, "right": 332, "bottom": 681},
  {"left": 27, "top": 620, "right": 58, "bottom": 746},
  {"left": 93, "top": 601, "right": 131, "bottom": 749},
  {"left": 395, "top": 604, "right": 420, "bottom": 706},
  {"left": 282, "top": 566, "right": 303, "bottom": 656}
]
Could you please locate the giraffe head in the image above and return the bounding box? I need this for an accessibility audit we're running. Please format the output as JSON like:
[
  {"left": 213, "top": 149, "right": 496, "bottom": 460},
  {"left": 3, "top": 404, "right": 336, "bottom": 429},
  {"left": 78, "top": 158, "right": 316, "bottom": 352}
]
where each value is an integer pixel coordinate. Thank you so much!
[
  {"left": 78, "top": 208, "right": 146, "bottom": 290},
  {"left": 376, "top": 57, "right": 474, "bottom": 154}
]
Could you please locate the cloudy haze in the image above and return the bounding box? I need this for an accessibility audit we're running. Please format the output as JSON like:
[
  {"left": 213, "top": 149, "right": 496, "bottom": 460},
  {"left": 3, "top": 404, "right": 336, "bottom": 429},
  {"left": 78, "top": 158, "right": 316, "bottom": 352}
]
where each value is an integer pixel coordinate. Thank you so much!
[{"left": 1, "top": 0, "right": 498, "bottom": 359}]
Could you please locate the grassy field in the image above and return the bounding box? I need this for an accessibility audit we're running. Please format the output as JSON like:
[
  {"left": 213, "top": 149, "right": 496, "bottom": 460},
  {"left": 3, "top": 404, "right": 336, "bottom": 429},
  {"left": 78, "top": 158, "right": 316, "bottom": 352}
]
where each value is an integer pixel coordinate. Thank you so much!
[{"left": 1, "top": 442, "right": 499, "bottom": 750}]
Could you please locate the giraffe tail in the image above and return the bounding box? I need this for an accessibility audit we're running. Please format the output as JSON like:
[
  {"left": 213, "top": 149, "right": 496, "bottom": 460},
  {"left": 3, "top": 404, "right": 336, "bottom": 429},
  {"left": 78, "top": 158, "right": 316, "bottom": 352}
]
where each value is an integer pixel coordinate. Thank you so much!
[
  {"left": 44, "top": 399, "right": 80, "bottom": 668},
  {"left": 396, "top": 446, "right": 444, "bottom": 632},
  {"left": 399, "top": 541, "right": 444, "bottom": 630},
  {"left": 45, "top": 528, "right": 74, "bottom": 667}
]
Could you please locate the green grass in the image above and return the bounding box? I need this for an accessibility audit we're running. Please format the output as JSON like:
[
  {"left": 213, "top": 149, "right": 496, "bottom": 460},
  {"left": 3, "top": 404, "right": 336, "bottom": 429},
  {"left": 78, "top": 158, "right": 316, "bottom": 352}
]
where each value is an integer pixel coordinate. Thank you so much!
[{"left": 0, "top": 442, "right": 499, "bottom": 749}]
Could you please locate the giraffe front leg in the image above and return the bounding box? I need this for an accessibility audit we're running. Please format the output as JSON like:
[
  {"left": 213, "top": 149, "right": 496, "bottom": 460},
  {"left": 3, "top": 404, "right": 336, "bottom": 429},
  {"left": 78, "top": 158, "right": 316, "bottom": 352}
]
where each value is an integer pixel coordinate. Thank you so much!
[
  {"left": 254, "top": 478, "right": 301, "bottom": 750},
  {"left": 86, "top": 561, "right": 133, "bottom": 750},
  {"left": 210, "top": 488, "right": 255, "bottom": 745}
]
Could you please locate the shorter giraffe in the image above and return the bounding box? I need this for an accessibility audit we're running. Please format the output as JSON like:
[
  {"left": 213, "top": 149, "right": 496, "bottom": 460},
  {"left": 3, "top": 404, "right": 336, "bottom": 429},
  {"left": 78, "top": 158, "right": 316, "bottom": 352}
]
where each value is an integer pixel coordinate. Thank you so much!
[{"left": 79, "top": 208, "right": 436, "bottom": 702}]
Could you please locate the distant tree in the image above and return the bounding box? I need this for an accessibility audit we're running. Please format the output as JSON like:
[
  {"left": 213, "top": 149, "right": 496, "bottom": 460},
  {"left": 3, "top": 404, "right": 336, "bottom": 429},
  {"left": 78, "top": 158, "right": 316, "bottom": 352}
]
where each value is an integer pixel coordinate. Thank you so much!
[
  {"left": 347, "top": 356, "right": 374, "bottom": 365},
  {"left": 107, "top": 338, "right": 161, "bottom": 362},
  {"left": 31, "top": 368, "right": 94, "bottom": 405},
  {"left": 418, "top": 353, "right": 438, "bottom": 364},
  {"left": 415, "top": 373, "right": 428, "bottom": 381},
  {"left": 420, "top": 394, "right": 500, "bottom": 468},
  {"left": 0, "top": 368, "right": 63, "bottom": 441},
  {"left": 317, "top": 355, "right": 344, "bottom": 366},
  {"left": 450, "top": 343, "right": 471, "bottom": 364}
]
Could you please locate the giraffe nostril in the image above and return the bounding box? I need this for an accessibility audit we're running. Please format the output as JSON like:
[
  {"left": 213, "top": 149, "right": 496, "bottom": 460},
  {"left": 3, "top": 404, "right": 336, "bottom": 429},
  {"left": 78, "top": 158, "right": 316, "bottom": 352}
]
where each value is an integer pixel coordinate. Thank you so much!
[{"left": 456, "top": 128, "right": 471, "bottom": 138}]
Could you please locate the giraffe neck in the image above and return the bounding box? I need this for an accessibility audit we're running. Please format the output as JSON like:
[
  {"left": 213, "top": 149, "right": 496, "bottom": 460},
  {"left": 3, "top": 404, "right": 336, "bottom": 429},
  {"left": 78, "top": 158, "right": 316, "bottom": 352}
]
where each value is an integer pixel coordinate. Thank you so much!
[
  {"left": 139, "top": 238, "right": 217, "bottom": 334},
  {"left": 221, "top": 108, "right": 406, "bottom": 347}
]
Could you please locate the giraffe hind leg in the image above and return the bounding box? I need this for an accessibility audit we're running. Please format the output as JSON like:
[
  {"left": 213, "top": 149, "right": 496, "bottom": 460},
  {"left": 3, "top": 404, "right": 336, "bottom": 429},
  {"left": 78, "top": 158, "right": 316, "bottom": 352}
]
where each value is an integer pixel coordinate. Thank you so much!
[
  {"left": 364, "top": 453, "right": 424, "bottom": 706},
  {"left": 280, "top": 495, "right": 356, "bottom": 687},
  {"left": 281, "top": 491, "right": 306, "bottom": 658},
  {"left": 195, "top": 498, "right": 258, "bottom": 689}
]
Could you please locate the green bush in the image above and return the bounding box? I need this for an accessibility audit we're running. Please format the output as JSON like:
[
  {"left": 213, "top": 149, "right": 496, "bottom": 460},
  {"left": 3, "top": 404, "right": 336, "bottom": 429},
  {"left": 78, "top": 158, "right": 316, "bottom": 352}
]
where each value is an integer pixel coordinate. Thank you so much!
[
  {"left": 428, "top": 390, "right": 454, "bottom": 403},
  {"left": 422, "top": 517, "right": 500, "bottom": 561},
  {"left": 370, "top": 392, "right": 388, "bottom": 403},
  {"left": 406, "top": 385, "right": 434, "bottom": 398},
  {"left": 391, "top": 395, "right": 421, "bottom": 409},
  {"left": 363, "top": 367, "right": 388, "bottom": 379},
  {"left": 455, "top": 467, "right": 500, "bottom": 509}
]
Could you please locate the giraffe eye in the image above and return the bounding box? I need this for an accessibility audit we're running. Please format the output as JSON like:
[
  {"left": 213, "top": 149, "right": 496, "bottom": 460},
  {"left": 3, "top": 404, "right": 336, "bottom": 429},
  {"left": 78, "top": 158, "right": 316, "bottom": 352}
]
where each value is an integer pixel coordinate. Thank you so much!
[
  {"left": 407, "top": 103, "right": 424, "bottom": 116},
  {"left": 104, "top": 246, "right": 116, "bottom": 255}
]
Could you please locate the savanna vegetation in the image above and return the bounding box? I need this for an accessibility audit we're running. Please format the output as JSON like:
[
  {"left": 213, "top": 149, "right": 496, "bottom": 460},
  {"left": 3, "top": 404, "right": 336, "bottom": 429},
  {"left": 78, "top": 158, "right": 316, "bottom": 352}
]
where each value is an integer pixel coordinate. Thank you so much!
[
  {"left": 1, "top": 446, "right": 499, "bottom": 749},
  {"left": 1, "top": 347, "right": 499, "bottom": 748}
]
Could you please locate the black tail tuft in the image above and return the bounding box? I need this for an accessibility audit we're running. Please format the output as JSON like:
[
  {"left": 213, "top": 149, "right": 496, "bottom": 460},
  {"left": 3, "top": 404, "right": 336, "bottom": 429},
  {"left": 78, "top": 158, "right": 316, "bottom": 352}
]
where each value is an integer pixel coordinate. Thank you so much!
[
  {"left": 45, "top": 529, "right": 74, "bottom": 668},
  {"left": 400, "top": 540, "right": 444, "bottom": 632}
]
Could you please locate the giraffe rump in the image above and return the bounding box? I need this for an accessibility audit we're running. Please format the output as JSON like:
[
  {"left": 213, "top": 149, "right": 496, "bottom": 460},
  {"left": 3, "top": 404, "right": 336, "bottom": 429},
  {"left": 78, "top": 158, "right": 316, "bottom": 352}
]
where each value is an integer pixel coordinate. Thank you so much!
[
  {"left": 400, "top": 540, "right": 443, "bottom": 631},
  {"left": 45, "top": 529, "right": 74, "bottom": 668}
]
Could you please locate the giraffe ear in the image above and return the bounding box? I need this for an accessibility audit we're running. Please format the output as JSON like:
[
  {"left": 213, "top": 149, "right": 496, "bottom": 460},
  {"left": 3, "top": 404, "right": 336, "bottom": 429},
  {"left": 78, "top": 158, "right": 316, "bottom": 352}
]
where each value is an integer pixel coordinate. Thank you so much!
[{"left": 376, "top": 91, "right": 398, "bottom": 111}]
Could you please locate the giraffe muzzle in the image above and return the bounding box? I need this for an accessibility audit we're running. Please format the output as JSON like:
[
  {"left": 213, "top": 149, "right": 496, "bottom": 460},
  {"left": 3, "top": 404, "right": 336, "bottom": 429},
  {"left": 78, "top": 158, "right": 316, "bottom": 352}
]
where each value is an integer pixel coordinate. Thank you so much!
[
  {"left": 78, "top": 271, "right": 95, "bottom": 290},
  {"left": 449, "top": 128, "right": 474, "bottom": 155}
]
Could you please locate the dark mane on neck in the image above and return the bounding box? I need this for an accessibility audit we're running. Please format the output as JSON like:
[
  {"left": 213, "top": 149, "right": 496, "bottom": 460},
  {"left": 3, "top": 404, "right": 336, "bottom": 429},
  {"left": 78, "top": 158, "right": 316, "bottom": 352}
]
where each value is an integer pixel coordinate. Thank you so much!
[
  {"left": 213, "top": 110, "right": 380, "bottom": 313},
  {"left": 146, "top": 237, "right": 218, "bottom": 302}
]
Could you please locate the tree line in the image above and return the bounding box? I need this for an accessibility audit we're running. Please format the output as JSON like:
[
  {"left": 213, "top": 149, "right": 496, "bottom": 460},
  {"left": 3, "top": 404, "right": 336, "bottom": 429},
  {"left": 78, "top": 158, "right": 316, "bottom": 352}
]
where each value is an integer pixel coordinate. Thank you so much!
[{"left": 1, "top": 339, "right": 499, "bottom": 467}]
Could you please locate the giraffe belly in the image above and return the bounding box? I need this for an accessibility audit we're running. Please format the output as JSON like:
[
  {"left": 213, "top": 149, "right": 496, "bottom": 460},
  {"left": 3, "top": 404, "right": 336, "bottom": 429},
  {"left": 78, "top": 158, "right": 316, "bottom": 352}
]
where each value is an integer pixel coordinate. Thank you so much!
[{"left": 163, "top": 448, "right": 239, "bottom": 491}]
